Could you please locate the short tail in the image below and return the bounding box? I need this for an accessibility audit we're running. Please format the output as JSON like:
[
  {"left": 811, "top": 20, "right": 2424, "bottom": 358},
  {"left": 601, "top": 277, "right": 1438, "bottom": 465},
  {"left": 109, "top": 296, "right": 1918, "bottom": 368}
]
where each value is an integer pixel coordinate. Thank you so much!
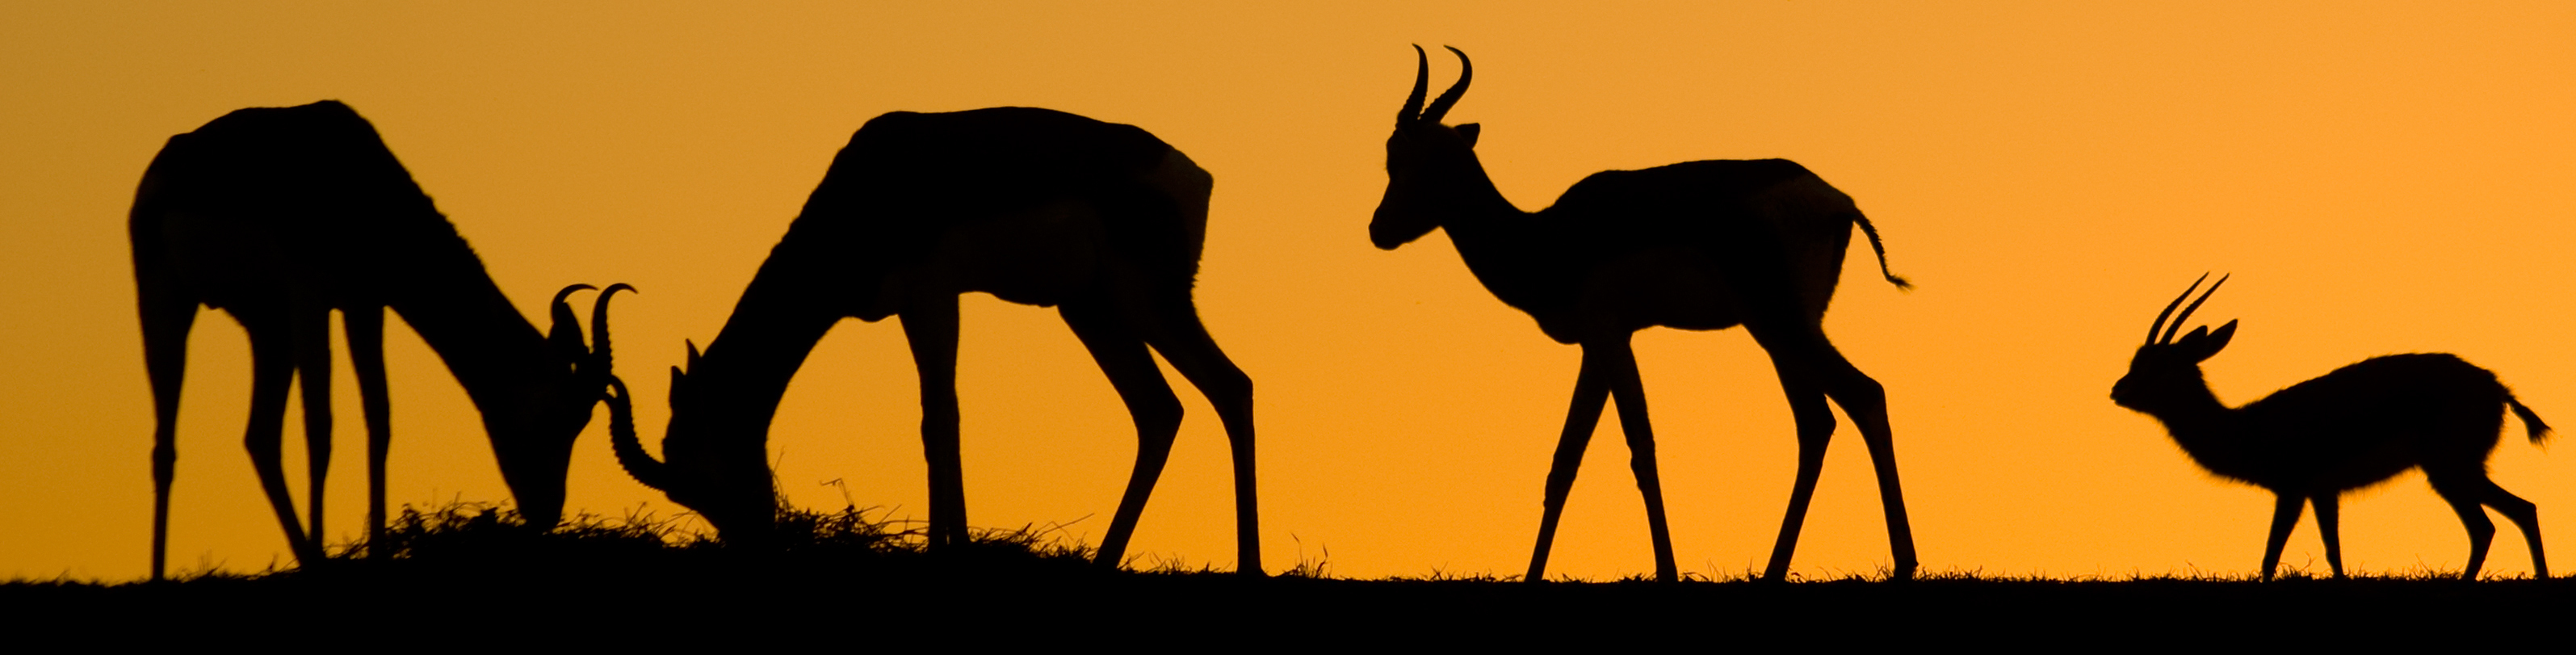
[
  {"left": 1853, "top": 213, "right": 1913, "bottom": 291},
  {"left": 2507, "top": 395, "right": 2551, "bottom": 443}
]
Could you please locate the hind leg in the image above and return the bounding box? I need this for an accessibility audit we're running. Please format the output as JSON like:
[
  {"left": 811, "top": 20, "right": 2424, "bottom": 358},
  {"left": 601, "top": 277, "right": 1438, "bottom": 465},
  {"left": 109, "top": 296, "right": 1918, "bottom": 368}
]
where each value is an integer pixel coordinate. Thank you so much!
[
  {"left": 2427, "top": 470, "right": 2501, "bottom": 579},
  {"left": 291, "top": 304, "right": 334, "bottom": 557},
  {"left": 238, "top": 311, "right": 319, "bottom": 564},
  {"left": 1760, "top": 362, "right": 1836, "bottom": 582},
  {"left": 1743, "top": 318, "right": 1916, "bottom": 580},
  {"left": 2475, "top": 478, "right": 2545, "bottom": 578},
  {"left": 346, "top": 306, "right": 392, "bottom": 556},
  {"left": 1133, "top": 296, "right": 1261, "bottom": 576},
  {"left": 1059, "top": 300, "right": 1184, "bottom": 571}
]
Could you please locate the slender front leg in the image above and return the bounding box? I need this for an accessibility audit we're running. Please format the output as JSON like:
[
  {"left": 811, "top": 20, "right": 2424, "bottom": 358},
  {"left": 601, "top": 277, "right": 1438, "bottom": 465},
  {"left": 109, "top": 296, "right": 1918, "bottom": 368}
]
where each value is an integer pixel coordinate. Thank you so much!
[
  {"left": 1596, "top": 338, "right": 1676, "bottom": 582},
  {"left": 2312, "top": 493, "right": 2344, "bottom": 578},
  {"left": 901, "top": 294, "right": 966, "bottom": 549},
  {"left": 345, "top": 306, "right": 392, "bottom": 556},
  {"left": 136, "top": 210, "right": 199, "bottom": 581},
  {"left": 139, "top": 285, "right": 196, "bottom": 581},
  {"left": 2261, "top": 492, "right": 2305, "bottom": 581},
  {"left": 1529, "top": 346, "right": 1612, "bottom": 582},
  {"left": 292, "top": 305, "right": 334, "bottom": 556},
  {"left": 1059, "top": 301, "right": 1183, "bottom": 570}
]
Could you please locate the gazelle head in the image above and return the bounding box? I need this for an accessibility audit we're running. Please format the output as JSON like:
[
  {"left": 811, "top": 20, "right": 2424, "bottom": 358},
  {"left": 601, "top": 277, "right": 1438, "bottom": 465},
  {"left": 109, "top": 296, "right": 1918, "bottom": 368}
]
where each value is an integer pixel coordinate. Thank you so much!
[
  {"left": 605, "top": 340, "right": 781, "bottom": 542},
  {"left": 2111, "top": 274, "right": 2238, "bottom": 414},
  {"left": 1373, "top": 44, "right": 1485, "bottom": 250},
  {"left": 491, "top": 283, "right": 631, "bottom": 528}
]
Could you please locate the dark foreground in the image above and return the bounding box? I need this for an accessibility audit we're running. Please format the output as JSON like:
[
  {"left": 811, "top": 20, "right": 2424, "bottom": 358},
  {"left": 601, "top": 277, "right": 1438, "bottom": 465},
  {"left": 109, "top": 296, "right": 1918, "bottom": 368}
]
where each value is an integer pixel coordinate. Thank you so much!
[{"left": 8, "top": 507, "right": 2567, "bottom": 646}]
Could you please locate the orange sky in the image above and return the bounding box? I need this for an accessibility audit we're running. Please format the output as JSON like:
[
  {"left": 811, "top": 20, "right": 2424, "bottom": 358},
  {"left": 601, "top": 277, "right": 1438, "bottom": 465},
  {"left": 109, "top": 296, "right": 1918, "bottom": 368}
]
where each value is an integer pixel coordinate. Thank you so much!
[{"left": 4, "top": 2, "right": 2573, "bottom": 582}]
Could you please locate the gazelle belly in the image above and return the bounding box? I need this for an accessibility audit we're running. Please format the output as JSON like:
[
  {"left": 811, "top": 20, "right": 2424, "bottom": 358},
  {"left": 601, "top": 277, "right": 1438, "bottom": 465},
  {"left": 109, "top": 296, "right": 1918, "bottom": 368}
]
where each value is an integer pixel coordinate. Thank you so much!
[{"left": 1577, "top": 248, "right": 1743, "bottom": 332}]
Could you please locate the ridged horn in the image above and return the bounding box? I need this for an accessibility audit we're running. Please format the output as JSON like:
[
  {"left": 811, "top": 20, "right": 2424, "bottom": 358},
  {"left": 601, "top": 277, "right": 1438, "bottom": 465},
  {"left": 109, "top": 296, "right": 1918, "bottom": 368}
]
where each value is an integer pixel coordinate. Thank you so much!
[
  {"left": 1399, "top": 44, "right": 1430, "bottom": 124},
  {"left": 604, "top": 376, "right": 672, "bottom": 492},
  {"left": 1422, "top": 46, "right": 1472, "bottom": 123},
  {"left": 549, "top": 283, "right": 596, "bottom": 362},
  {"left": 587, "top": 283, "right": 636, "bottom": 375}
]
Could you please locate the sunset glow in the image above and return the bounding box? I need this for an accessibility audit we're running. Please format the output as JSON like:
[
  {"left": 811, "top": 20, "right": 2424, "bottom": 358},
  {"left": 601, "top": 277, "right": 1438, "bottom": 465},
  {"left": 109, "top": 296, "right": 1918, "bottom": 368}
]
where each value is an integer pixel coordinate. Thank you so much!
[{"left": 5, "top": 2, "right": 2573, "bottom": 582}]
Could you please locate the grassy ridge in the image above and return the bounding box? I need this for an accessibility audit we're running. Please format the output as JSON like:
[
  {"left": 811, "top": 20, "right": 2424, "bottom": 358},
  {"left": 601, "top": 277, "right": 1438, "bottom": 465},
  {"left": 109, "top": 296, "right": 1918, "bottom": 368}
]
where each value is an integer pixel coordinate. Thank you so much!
[{"left": 8, "top": 505, "right": 2566, "bottom": 645}]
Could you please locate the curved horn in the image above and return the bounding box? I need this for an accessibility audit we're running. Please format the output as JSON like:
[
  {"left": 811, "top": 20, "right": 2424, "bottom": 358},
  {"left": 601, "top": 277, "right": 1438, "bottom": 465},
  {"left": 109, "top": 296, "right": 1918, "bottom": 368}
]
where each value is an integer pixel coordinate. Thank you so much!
[
  {"left": 549, "top": 283, "right": 597, "bottom": 361},
  {"left": 2146, "top": 274, "right": 2204, "bottom": 345},
  {"left": 1399, "top": 44, "right": 1430, "bottom": 124},
  {"left": 2163, "top": 274, "right": 2228, "bottom": 345},
  {"left": 1422, "top": 45, "right": 1473, "bottom": 124},
  {"left": 603, "top": 376, "right": 673, "bottom": 492},
  {"left": 587, "top": 283, "right": 636, "bottom": 374}
]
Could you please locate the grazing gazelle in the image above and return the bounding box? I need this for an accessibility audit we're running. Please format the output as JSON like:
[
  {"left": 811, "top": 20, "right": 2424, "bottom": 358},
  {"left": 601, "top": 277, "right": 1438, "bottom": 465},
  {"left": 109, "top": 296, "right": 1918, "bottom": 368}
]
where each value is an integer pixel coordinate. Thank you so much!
[
  {"left": 2112, "top": 274, "right": 2550, "bottom": 580},
  {"left": 606, "top": 107, "right": 1261, "bottom": 574},
  {"left": 132, "top": 100, "right": 629, "bottom": 579},
  {"left": 1372, "top": 46, "right": 1918, "bottom": 583}
]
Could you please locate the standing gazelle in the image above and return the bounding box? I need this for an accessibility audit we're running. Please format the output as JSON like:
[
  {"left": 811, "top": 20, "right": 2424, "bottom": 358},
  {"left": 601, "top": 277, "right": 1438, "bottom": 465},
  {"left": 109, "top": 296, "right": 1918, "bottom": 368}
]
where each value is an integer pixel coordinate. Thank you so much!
[
  {"left": 1373, "top": 46, "right": 1917, "bottom": 582},
  {"left": 606, "top": 107, "right": 1261, "bottom": 574},
  {"left": 132, "top": 101, "right": 627, "bottom": 578},
  {"left": 2112, "top": 275, "right": 2550, "bottom": 580}
]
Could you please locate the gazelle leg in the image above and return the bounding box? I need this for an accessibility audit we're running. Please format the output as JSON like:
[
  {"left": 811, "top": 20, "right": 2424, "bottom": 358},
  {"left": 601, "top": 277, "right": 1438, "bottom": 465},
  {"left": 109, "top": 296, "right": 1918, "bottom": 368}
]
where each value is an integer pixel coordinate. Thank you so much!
[
  {"left": 241, "top": 314, "right": 317, "bottom": 564},
  {"left": 345, "top": 306, "right": 392, "bottom": 556},
  {"left": 1529, "top": 345, "right": 1612, "bottom": 582},
  {"left": 2262, "top": 492, "right": 2304, "bottom": 581},
  {"left": 291, "top": 304, "right": 334, "bottom": 559},
  {"left": 1059, "top": 301, "right": 1184, "bottom": 571},
  {"left": 2312, "top": 493, "right": 2344, "bottom": 577},
  {"left": 1596, "top": 338, "right": 1677, "bottom": 582},
  {"left": 1132, "top": 300, "right": 1261, "bottom": 576},
  {"left": 2429, "top": 472, "right": 2500, "bottom": 580},
  {"left": 139, "top": 279, "right": 196, "bottom": 581},
  {"left": 1761, "top": 363, "right": 1835, "bottom": 582},
  {"left": 1747, "top": 321, "right": 1915, "bottom": 579},
  {"left": 1820, "top": 363, "right": 1912, "bottom": 579},
  {"left": 2477, "top": 480, "right": 2545, "bottom": 578},
  {"left": 900, "top": 293, "right": 967, "bottom": 550}
]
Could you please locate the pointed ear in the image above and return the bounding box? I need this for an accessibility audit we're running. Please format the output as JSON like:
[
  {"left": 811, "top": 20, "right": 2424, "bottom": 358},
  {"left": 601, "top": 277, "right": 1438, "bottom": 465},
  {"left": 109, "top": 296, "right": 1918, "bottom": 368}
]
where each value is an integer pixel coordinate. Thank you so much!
[
  {"left": 669, "top": 364, "right": 689, "bottom": 404},
  {"left": 2204, "top": 319, "right": 2238, "bottom": 356},
  {"left": 1455, "top": 123, "right": 1480, "bottom": 147},
  {"left": 2176, "top": 322, "right": 2235, "bottom": 363}
]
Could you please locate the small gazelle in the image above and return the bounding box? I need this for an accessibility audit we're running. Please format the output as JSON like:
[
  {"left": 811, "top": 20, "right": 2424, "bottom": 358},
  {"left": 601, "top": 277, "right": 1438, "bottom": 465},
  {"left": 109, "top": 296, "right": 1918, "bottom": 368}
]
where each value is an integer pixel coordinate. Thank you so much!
[{"left": 2112, "top": 274, "right": 2550, "bottom": 580}]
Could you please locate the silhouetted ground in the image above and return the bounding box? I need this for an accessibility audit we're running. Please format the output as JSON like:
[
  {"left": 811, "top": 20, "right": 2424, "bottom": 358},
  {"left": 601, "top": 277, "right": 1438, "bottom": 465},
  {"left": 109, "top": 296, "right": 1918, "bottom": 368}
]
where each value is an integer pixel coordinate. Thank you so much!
[{"left": 8, "top": 506, "right": 2566, "bottom": 646}]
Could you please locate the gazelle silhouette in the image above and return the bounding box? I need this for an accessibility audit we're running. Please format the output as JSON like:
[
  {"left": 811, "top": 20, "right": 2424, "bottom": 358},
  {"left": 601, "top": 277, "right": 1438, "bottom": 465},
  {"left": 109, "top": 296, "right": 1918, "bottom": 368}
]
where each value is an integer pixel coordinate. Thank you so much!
[
  {"left": 131, "top": 101, "right": 627, "bottom": 579},
  {"left": 1372, "top": 47, "right": 1917, "bottom": 583},
  {"left": 2112, "top": 274, "right": 2550, "bottom": 580},
  {"left": 607, "top": 107, "right": 1261, "bottom": 574}
]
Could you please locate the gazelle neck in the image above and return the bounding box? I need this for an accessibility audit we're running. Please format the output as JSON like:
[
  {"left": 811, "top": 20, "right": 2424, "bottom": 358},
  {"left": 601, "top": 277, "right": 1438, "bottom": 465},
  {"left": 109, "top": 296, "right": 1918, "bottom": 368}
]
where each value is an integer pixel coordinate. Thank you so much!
[
  {"left": 1424, "top": 160, "right": 1574, "bottom": 336},
  {"left": 380, "top": 230, "right": 568, "bottom": 418},
  {"left": 665, "top": 241, "right": 850, "bottom": 451},
  {"left": 2138, "top": 376, "right": 2238, "bottom": 449}
]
